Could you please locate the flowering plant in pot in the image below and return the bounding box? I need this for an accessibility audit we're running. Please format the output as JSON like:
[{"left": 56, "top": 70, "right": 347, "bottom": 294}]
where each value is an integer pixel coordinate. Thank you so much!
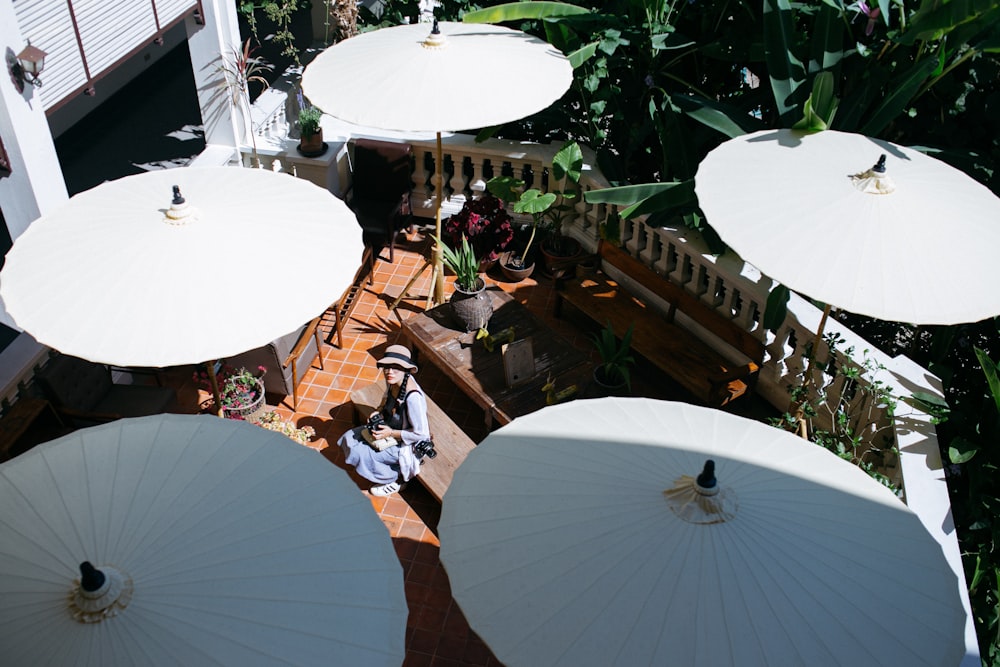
[
  {"left": 443, "top": 193, "right": 515, "bottom": 268},
  {"left": 433, "top": 234, "right": 494, "bottom": 331},
  {"left": 194, "top": 364, "right": 267, "bottom": 420}
]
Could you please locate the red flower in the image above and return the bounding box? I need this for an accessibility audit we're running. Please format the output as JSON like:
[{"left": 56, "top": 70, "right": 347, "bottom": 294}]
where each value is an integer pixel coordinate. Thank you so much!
[{"left": 444, "top": 194, "right": 515, "bottom": 262}]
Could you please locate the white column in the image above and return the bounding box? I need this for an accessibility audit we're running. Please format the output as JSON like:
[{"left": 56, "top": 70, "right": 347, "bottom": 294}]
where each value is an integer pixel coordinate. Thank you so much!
[
  {"left": 0, "top": 2, "right": 69, "bottom": 242},
  {"left": 185, "top": 0, "right": 245, "bottom": 152}
]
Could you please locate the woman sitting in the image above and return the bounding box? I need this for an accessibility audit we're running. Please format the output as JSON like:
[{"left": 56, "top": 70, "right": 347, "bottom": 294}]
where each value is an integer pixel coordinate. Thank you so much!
[{"left": 337, "top": 345, "right": 429, "bottom": 496}]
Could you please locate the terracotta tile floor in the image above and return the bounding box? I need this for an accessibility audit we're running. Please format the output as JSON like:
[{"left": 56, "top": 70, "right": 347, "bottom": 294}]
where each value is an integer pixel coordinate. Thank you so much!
[{"left": 164, "top": 227, "right": 777, "bottom": 666}]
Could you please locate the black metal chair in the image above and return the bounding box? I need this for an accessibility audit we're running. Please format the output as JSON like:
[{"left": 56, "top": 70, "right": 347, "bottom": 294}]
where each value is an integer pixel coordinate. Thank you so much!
[{"left": 347, "top": 139, "right": 414, "bottom": 264}]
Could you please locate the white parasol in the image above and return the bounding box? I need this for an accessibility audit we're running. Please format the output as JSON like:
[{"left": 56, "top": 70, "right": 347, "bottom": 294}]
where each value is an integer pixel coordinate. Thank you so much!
[
  {"left": 0, "top": 414, "right": 406, "bottom": 666},
  {"left": 695, "top": 128, "right": 1000, "bottom": 326},
  {"left": 0, "top": 167, "right": 363, "bottom": 367},
  {"left": 439, "top": 397, "right": 965, "bottom": 666},
  {"left": 301, "top": 20, "right": 573, "bottom": 304}
]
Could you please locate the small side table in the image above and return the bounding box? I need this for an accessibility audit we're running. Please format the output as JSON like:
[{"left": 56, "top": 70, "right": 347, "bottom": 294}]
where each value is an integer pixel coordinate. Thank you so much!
[{"left": 0, "top": 398, "right": 66, "bottom": 461}]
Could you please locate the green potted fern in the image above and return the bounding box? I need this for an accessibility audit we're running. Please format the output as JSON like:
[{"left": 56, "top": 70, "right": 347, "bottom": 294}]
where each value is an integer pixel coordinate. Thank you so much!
[{"left": 434, "top": 234, "right": 494, "bottom": 332}]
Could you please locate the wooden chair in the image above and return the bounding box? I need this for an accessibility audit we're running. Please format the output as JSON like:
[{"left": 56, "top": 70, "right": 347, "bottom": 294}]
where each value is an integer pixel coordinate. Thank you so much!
[
  {"left": 34, "top": 354, "right": 177, "bottom": 427},
  {"left": 347, "top": 139, "right": 413, "bottom": 264}
]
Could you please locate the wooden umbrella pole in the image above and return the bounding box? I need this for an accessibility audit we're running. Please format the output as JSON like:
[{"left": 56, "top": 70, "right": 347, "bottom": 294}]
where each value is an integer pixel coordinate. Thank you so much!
[
  {"left": 430, "top": 131, "right": 446, "bottom": 307},
  {"left": 793, "top": 302, "right": 832, "bottom": 439},
  {"left": 388, "top": 132, "right": 447, "bottom": 312},
  {"left": 205, "top": 361, "right": 224, "bottom": 418}
]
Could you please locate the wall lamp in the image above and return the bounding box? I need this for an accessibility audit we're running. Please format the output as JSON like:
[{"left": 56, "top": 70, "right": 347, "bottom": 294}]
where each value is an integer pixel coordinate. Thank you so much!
[{"left": 9, "top": 42, "right": 47, "bottom": 93}]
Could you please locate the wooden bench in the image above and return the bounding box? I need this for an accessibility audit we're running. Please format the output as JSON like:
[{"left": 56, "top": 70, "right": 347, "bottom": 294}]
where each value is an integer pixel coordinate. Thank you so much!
[
  {"left": 555, "top": 241, "right": 765, "bottom": 407},
  {"left": 350, "top": 378, "right": 476, "bottom": 503}
]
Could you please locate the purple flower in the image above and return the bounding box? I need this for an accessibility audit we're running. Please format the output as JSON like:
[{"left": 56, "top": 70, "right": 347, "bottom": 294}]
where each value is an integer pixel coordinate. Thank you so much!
[{"left": 853, "top": 1, "right": 882, "bottom": 36}]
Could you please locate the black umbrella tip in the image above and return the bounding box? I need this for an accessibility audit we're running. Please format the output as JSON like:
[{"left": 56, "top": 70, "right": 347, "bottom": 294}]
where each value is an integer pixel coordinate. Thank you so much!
[
  {"left": 79, "top": 561, "right": 106, "bottom": 592},
  {"left": 696, "top": 460, "right": 717, "bottom": 489},
  {"left": 873, "top": 154, "right": 887, "bottom": 173},
  {"left": 171, "top": 185, "right": 185, "bottom": 205},
  {"left": 431, "top": 18, "right": 440, "bottom": 34}
]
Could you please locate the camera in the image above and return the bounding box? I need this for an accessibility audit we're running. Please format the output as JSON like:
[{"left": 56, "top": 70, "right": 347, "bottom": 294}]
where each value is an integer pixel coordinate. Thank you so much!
[
  {"left": 366, "top": 413, "right": 386, "bottom": 436},
  {"left": 413, "top": 439, "right": 437, "bottom": 459}
]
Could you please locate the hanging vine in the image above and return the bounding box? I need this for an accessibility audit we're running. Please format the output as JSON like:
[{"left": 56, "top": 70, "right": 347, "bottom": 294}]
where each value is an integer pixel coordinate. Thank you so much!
[{"left": 238, "top": 1, "right": 301, "bottom": 65}]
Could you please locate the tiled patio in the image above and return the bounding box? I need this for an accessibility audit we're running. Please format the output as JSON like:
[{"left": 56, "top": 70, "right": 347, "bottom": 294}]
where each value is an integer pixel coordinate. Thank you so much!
[{"left": 162, "top": 225, "right": 777, "bottom": 667}]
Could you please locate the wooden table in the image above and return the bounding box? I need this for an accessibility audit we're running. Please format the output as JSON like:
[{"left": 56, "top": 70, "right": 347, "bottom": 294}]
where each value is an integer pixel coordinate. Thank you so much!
[{"left": 401, "top": 288, "right": 591, "bottom": 427}]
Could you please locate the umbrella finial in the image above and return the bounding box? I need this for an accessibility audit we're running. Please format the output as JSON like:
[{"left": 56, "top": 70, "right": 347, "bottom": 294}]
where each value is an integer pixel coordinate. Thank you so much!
[
  {"left": 70, "top": 561, "right": 133, "bottom": 623},
  {"left": 696, "top": 459, "right": 717, "bottom": 490},
  {"left": 851, "top": 154, "right": 896, "bottom": 194},
  {"left": 164, "top": 184, "right": 198, "bottom": 225},
  {"left": 422, "top": 19, "right": 447, "bottom": 49},
  {"left": 664, "top": 459, "right": 737, "bottom": 524},
  {"left": 79, "top": 561, "right": 105, "bottom": 592}
]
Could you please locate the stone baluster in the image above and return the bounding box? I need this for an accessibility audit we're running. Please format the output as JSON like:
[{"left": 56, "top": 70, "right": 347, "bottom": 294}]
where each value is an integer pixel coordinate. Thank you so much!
[
  {"left": 418, "top": 147, "right": 433, "bottom": 201},
  {"left": 468, "top": 156, "right": 486, "bottom": 197},
  {"left": 638, "top": 224, "right": 657, "bottom": 266},
  {"left": 651, "top": 230, "right": 675, "bottom": 276},
  {"left": 763, "top": 322, "right": 796, "bottom": 388},
  {"left": 446, "top": 152, "right": 463, "bottom": 203}
]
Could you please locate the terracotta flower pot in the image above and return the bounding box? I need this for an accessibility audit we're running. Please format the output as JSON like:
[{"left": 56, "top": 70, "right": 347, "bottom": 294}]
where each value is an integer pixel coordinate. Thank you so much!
[
  {"left": 296, "top": 128, "right": 327, "bottom": 157},
  {"left": 540, "top": 236, "right": 583, "bottom": 275},
  {"left": 499, "top": 251, "right": 535, "bottom": 283}
]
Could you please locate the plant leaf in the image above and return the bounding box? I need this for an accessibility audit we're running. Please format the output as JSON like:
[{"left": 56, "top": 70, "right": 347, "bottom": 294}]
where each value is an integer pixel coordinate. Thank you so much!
[
  {"left": 568, "top": 42, "right": 599, "bottom": 68},
  {"left": 552, "top": 141, "right": 583, "bottom": 183},
  {"left": 949, "top": 436, "right": 980, "bottom": 464},
  {"left": 763, "top": 0, "right": 807, "bottom": 122},
  {"left": 858, "top": 56, "right": 939, "bottom": 135},
  {"left": 975, "top": 347, "right": 1000, "bottom": 417},
  {"left": 584, "top": 182, "right": 687, "bottom": 206},
  {"left": 763, "top": 284, "right": 790, "bottom": 332},
  {"left": 463, "top": 2, "right": 589, "bottom": 24}
]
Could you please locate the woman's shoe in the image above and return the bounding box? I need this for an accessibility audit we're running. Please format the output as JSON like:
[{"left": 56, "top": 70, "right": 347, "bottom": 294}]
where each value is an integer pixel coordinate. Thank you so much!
[{"left": 369, "top": 481, "right": 404, "bottom": 497}]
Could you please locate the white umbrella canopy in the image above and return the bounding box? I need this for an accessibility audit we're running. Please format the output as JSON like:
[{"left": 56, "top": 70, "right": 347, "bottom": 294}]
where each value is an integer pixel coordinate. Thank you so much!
[
  {"left": 695, "top": 128, "right": 1000, "bottom": 326},
  {"left": 301, "top": 21, "right": 573, "bottom": 134},
  {"left": 301, "top": 20, "right": 573, "bottom": 305},
  {"left": 439, "top": 398, "right": 965, "bottom": 667},
  {"left": 0, "top": 167, "right": 363, "bottom": 367},
  {"left": 0, "top": 414, "right": 406, "bottom": 666}
]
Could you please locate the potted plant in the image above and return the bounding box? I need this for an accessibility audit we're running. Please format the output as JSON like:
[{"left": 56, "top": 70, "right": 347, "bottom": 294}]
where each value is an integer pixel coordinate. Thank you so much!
[
  {"left": 434, "top": 234, "right": 494, "bottom": 332},
  {"left": 443, "top": 193, "right": 515, "bottom": 271},
  {"left": 538, "top": 141, "right": 585, "bottom": 271},
  {"left": 215, "top": 38, "right": 273, "bottom": 167},
  {"left": 487, "top": 140, "right": 585, "bottom": 279},
  {"left": 485, "top": 176, "right": 552, "bottom": 282},
  {"left": 195, "top": 364, "right": 268, "bottom": 421},
  {"left": 296, "top": 90, "right": 325, "bottom": 157},
  {"left": 591, "top": 322, "right": 635, "bottom": 395}
]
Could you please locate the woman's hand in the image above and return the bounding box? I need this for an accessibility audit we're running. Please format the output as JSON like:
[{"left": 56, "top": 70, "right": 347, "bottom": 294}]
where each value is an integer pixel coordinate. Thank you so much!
[{"left": 372, "top": 424, "right": 395, "bottom": 440}]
